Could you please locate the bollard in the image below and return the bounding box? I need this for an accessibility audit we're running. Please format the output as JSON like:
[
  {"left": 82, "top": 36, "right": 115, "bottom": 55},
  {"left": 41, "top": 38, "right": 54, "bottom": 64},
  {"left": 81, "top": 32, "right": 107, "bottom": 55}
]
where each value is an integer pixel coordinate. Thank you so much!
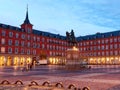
[
  {"left": 14, "top": 80, "right": 24, "bottom": 85},
  {"left": 29, "top": 81, "right": 39, "bottom": 86},
  {"left": 0, "top": 80, "right": 10, "bottom": 85},
  {"left": 82, "top": 87, "right": 90, "bottom": 90},
  {"left": 68, "top": 84, "right": 77, "bottom": 90},
  {"left": 55, "top": 82, "right": 64, "bottom": 88},
  {"left": 42, "top": 81, "right": 50, "bottom": 86}
]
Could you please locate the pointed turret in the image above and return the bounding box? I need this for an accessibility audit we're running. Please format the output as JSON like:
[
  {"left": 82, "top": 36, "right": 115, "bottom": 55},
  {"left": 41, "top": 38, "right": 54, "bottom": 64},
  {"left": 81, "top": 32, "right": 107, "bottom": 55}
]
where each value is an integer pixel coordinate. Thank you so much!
[
  {"left": 21, "top": 5, "right": 33, "bottom": 33},
  {"left": 23, "top": 6, "right": 31, "bottom": 24}
]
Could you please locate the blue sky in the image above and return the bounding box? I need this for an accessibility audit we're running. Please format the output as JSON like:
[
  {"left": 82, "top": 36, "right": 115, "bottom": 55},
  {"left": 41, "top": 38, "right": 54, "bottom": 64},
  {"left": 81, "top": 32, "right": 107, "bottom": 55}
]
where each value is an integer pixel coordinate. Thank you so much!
[{"left": 0, "top": 0, "right": 120, "bottom": 36}]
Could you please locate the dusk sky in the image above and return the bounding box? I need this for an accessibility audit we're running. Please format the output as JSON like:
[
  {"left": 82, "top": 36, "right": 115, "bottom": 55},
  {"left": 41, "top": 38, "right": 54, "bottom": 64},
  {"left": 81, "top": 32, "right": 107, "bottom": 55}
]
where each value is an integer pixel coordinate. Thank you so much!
[{"left": 0, "top": 0, "right": 120, "bottom": 36}]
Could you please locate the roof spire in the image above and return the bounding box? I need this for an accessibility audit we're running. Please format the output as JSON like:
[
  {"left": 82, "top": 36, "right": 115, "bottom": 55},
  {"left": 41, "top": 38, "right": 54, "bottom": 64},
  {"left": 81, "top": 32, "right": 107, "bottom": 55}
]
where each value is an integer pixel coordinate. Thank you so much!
[{"left": 24, "top": 4, "right": 31, "bottom": 24}]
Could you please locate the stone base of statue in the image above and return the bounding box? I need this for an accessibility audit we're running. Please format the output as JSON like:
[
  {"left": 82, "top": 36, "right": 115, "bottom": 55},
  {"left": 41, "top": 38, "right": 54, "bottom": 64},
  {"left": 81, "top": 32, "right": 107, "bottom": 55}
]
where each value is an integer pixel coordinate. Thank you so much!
[{"left": 65, "top": 46, "right": 87, "bottom": 70}]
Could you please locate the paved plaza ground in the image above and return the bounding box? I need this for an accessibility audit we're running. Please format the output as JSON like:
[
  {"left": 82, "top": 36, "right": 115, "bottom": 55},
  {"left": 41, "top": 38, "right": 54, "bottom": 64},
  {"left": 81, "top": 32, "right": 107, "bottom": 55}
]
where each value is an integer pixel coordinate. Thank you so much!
[{"left": 0, "top": 65, "right": 120, "bottom": 90}]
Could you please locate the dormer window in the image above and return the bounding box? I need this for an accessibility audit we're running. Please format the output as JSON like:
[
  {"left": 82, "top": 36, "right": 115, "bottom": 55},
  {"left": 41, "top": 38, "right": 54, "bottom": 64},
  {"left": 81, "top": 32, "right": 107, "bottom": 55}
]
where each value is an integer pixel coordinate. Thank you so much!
[{"left": 110, "top": 34, "right": 112, "bottom": 36}]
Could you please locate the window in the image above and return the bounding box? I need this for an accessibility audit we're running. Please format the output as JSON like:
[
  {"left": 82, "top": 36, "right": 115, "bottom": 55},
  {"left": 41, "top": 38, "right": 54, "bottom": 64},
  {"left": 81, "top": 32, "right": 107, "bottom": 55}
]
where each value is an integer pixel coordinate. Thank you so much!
[
  {"left": 98, "top": 52, "right": 100, "bottom": 56},
  {"left": 27, "top": 42, "right": 30, "bottom": 47},
  {"left": 42, "top": 38, "right": 44, "bottom": 42},
  {"left": 9, "top": 32, "right": 13, "bottom": 37},
  {"left": 47, "top": 45, "right": 49, "bottom": 49},
  {"left": 28, "top": 28, "right": 31, "bottom": 33},
  {"left": 8, "top": 39, "right": 12, "bottom": 45},
  {"left": 37, "top": 37, "right": 40, "bottom": 42},
  {"left": 47, "top": 39, "right": 49, "bottom": 43},
  {"left": 114, "top": 38, "right": 117, "bottom": 42},
  {"left": 105, "top": 39, "right": 108, "bottom": 43},
  {"left": 16, "top": 33, "right": 19, "bottom": 38},
  {"left": 110, "top": 38, "right": 113, "bottom": 43},
  {"left": 33, "top": 50, "right": 36, "bottom": 55},
  {"left": 27, "top": 49, "right": 30, "bottom": 54},
  {"left": 37, "top": 44, "right": 40, "bottom": 48},
  {"left": 106, "top": 51, "right": 109, "bottom": 56},
  {"left": 50, "top": 45, "right": 52, "bottom": 50},
  {"left": 42, "top": 44, "right": 44, "bottom": 49},
  {"left": 21, "top": 49, "right": 24, "bottom": 54},
  {"left": 102, "top": 52, "right": 104, "bottom": 56},
  {"left": 21, "top": 34, "right": 25, "bottom": 39},
  {"left": 27, "top": 35, "right": 30, "bottom": 40},
  {"left": 110, "top": 45, "right": 113, "bottom": 49},
  {"left": 102, "top": 40, "right": 104, "bottom": 44},
  {"left": 1, "top": 47, "right": 5, "bottom": 53},
  {"left": 33, "top": 36, "right": 36, "bottom": 41},
  {"left": 2, "top": 30, "right": 6, "bottom": 36},
  {"left": 1, "top": 38, "right": 5, "bottom": 44},
  {"left": 115, "top": 51, "right": 118, "bottom": 55},
  {"left": 110, "top": 51, "right": 113, "bottom": 55},
  {"left": 8, "top": 47, "right": 12, "bottom": 53},
  {"left": 15, "top": 40, "right": 19, "bottom": 46},
  {"left": 101, "top": 45, "right": 104, "bottom": 50},
  {"left": 90, "top": 41, "right": 93, "bottom": 45},
  {"left": 106, "top": 45, "right": 109, "bottom": 50},
  {"left": 33, "top": 43, "right": 36, "bottom": 48},
  {"left": 21, "top": 41, "right": 25, "bottom": 47},
  {"left": 50, "top": 51, "right": 52, "bottom": 56},
  {"left": 98, "top": 40, "right": 100, "bottom": 44},
  {"left": 15, "top": 48, "right": 18, "bottom": 54},
  {"left": 114, "top": 44, "right": 117, "bottom": 49}
]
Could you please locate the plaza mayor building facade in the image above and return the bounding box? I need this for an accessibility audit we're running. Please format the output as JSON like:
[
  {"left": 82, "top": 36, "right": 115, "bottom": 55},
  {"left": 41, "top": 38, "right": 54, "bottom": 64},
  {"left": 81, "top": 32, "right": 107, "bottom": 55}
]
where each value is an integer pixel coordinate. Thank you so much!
[{"left": 0, "top": 9, "right": 120, "bottom": 66}]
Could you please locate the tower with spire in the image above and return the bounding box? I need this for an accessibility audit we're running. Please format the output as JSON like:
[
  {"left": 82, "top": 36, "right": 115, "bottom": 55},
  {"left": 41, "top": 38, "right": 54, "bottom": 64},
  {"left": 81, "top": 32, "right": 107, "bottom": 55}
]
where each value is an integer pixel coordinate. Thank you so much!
[{"left": 21, "top": 5, "right": 33, "bottom": 33}]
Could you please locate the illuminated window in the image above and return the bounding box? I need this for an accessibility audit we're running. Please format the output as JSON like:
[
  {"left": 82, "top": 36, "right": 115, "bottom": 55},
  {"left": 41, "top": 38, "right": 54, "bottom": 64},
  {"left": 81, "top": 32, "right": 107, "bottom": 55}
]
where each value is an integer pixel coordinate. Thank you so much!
[
  {"left": 1, "top": 38, "right": 5, "bottom": 44},
  {"left": 1, "top": 47, "right": 5, "bottom": 53}
]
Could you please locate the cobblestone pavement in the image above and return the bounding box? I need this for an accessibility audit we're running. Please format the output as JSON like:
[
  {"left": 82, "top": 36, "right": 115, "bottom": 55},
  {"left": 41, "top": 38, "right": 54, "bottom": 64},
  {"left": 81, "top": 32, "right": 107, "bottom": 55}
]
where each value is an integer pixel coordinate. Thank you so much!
[{"left": 0, "top": 65, "right": 120, "bottom": 90}]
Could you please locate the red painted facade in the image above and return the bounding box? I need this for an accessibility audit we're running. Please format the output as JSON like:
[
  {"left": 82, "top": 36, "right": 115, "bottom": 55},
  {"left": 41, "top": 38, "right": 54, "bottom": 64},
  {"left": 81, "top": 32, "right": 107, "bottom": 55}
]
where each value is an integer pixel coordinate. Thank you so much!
[{"left": 0, "top": 9, "right": 120, "bottom": 66}]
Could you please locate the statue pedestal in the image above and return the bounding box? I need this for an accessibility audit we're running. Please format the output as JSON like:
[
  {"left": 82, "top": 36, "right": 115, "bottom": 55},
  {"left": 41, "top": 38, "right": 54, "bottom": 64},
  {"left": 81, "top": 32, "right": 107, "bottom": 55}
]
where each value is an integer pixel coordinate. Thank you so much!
[{"left": 66, "top": 46, "right": 85, "bottom": 70}]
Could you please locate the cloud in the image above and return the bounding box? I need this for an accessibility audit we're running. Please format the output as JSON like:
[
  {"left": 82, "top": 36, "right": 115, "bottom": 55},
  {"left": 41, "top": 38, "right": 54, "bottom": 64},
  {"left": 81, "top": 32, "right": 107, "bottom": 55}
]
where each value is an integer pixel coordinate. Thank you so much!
[{"left": 71, "top": 0, "right": 120, "bottom": 29}]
